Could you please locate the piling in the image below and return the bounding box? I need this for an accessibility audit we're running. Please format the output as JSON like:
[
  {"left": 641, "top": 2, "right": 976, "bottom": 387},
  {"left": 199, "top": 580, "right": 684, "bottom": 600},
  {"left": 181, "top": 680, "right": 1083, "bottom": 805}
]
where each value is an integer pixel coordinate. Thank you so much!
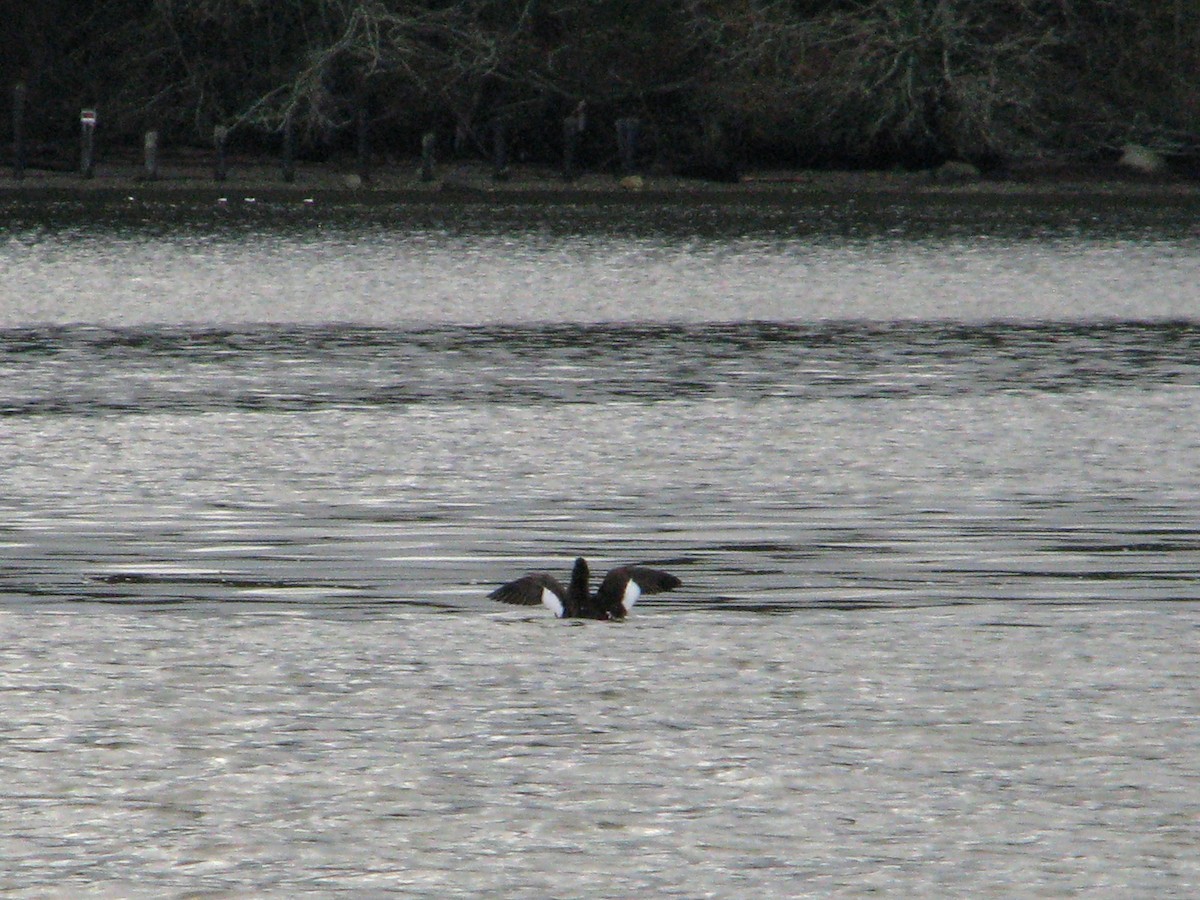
[
  {"left": 356, "top": 104, "right": 370, "bottom": 183},
  {"left": 213, "top": 125, "right": 229, "bottom": 181},
  {"left": 616, "top": 117, "right": 640, "bottom": 175},
  {"left": 143, "top": 130, "right": 160, "bottom": 180},
  {"left": 281, "top": 112, "right": 296, "bottom": 183},
  {"left": 561, "top": 101, "right": 586, "bottom": 181},
  {"left": 80, "top": 108, "right": 97, "bottom": 178},
  {"left": 12, "top": 81, "right": 26, "bottom": 180},
  {"left": 420, "top": 131, "right": 436, "bottom": 182},
  {"left": 492, "top": 119, "right": 510, "bottom": 182}
]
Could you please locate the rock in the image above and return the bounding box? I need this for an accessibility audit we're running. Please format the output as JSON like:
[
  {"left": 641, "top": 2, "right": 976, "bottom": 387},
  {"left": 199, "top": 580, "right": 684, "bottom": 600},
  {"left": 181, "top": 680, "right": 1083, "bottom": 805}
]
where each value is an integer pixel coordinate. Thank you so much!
[
  {"left": 1119, "top": 144, "right": 1165, "bottom": 174},
  {"left": 930, "top": 160, "right": 980, "bottom": 183}
]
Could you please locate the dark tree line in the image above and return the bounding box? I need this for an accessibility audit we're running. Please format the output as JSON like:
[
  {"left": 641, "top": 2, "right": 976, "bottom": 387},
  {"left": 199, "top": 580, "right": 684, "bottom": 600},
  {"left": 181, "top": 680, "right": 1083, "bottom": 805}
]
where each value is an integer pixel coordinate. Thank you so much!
[{"left": 4, "top": 1, "right": 1200, "bottom": 172}]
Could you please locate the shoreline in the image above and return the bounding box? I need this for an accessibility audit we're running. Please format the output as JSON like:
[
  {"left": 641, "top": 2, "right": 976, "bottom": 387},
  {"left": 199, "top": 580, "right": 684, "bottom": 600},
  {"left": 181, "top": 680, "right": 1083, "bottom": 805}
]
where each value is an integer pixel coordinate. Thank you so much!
[{"left": 3, "top": 158, "right": 1200, "bottom": 205}]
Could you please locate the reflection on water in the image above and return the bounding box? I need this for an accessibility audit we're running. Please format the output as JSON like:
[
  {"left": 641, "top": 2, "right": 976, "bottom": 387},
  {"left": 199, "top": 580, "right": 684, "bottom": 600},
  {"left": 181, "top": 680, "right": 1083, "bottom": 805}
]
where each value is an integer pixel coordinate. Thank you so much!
[
  {"left": 4, "top": 195, "right": 1200, "bottom": 326},
  {"left": 3, "top": 321, "right": 1200, "bottom": 414}
]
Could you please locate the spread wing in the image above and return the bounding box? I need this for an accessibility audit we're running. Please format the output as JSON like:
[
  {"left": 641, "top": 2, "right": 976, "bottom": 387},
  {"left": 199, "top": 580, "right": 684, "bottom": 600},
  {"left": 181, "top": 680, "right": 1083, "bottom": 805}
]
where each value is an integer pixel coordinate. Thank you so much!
[
  {"left": 487, "top": 573, "right": 568, "bottom": 617},
  {"left": 596, "top": 565, "right": 682, "bottom": 617}
]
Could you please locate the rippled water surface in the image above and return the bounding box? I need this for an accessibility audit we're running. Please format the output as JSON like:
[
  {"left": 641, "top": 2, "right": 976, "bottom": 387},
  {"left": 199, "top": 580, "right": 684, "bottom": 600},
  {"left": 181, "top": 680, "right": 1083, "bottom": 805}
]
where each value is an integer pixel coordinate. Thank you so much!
[{"left": 1, "top": 195, "right": 1198, "bottom": 895}]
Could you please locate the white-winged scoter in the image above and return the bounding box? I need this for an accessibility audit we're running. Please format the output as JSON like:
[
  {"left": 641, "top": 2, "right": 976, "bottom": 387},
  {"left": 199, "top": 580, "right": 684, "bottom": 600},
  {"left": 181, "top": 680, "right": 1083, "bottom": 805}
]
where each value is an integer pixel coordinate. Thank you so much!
[{"left": 488, "top": 557, "right": 681, "bottom": 619}]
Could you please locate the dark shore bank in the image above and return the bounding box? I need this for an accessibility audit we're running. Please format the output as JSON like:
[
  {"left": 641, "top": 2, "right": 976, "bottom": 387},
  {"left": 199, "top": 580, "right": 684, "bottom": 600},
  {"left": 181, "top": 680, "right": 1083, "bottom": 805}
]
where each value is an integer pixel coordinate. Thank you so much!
[{"left": 4, "top": 155, "right": 1200, "bottom": 206}]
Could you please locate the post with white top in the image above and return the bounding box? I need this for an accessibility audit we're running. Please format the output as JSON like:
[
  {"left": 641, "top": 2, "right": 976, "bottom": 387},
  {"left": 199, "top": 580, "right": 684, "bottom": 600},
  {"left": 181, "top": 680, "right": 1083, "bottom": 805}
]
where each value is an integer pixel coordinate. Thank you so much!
[{"left": 80, "top": 107, "right": 97, "bottom": 178}]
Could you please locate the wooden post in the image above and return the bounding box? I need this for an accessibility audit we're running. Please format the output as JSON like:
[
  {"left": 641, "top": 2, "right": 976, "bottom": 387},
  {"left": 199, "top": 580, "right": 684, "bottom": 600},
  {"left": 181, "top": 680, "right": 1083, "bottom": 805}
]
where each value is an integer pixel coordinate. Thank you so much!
[
  {"left": 356, "top": 95, "right": 371, "bottom": 183},
  {"left": 281, "top": 111, "right": 296, "bottom": 183},
  {"left": 616, "top": 117, "right": 640, "bottom": 175},
  {"left": 420, "top": 131, "right": 436, "bottom": 182},
  {"left": 213, "top": 125, "right": 229, "bottom": 181},
  {"left": 698, "top": 116, "right": 739, "bottom": 182},
  {"left": 12, "top": 81, "right": 26, "bottom": 180},
  {"left": 143, "top": 130, "right": 159, "bottom": 181},
  {"left": 562, "top": 100, "right": 586, "bottom": 181},
  {"left": 454, "top": 117, "right": 470, "bottom": 157},
  {"left": 80, "top": 108, "right": 97, "bottom": 178},
  {"left": 491, "top": 118, "right": 509, "bottom": 182}
]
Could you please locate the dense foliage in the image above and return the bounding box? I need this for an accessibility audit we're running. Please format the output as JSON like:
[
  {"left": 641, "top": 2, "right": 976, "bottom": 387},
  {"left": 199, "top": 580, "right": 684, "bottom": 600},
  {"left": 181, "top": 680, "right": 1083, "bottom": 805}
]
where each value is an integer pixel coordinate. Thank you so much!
[{"left": 5, "top": 0, "right": 1200, "bottom": 170}]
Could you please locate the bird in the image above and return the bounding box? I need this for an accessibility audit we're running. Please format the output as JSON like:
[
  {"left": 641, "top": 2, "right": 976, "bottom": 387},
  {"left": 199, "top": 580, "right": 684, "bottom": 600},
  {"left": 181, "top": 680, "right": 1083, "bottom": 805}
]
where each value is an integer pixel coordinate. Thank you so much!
[{"left": 488, "top": 557, "right": 681, "bottom": 619}]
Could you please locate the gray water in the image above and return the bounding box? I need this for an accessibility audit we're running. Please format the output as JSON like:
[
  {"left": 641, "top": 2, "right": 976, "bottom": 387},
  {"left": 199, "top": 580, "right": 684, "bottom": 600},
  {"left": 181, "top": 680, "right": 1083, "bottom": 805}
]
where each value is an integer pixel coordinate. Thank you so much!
[{"left": 1, "top": 195, "right": 1199, "bottom": 896}]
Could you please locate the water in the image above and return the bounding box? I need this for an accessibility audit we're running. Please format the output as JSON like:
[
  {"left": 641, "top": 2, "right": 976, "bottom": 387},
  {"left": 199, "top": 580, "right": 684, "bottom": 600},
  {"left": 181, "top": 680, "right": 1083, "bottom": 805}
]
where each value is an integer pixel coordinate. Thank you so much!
[{"left": 1, "top": 194, "right": 1199, "bottom": 895}]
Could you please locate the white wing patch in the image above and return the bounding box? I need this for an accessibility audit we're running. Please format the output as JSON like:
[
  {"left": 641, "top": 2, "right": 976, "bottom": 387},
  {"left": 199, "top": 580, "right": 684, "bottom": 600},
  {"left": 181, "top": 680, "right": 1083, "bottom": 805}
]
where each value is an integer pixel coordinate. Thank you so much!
[
  {"left": 621, "top": 579, "right": 642, "bottom": 612},
  {"left": 541, "top": 587, "right": 565, "bottom": 618}
]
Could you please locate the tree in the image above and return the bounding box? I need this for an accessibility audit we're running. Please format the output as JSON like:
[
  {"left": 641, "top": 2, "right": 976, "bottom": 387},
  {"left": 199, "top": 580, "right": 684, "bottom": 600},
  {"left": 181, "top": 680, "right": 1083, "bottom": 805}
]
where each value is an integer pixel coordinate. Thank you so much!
[{"left": 4, "top": 0, "right": 1198, "bottom": 168}]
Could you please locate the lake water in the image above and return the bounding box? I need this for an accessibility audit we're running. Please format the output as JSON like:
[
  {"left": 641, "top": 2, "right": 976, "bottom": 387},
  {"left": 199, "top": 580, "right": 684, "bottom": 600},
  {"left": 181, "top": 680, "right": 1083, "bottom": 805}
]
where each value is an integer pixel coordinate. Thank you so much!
[{"left": 1, "top": 193, "right": 1198, "bottom": 895}]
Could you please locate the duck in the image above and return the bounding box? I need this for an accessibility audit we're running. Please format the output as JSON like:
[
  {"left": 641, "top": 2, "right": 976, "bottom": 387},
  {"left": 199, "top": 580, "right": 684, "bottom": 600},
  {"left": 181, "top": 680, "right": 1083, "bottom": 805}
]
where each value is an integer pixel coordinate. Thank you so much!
[{"left": 488, "top": 557, "right": 681, "bottom": 619}]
